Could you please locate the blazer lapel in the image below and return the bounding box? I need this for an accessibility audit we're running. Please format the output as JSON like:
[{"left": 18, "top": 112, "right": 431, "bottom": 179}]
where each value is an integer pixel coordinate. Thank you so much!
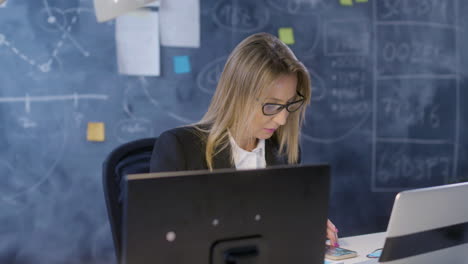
[
  {"left": 212, "top": 144, "right": 235, "bottom": 170},
  {"left": 265, "top": 138, "right": 287, "bottom": 166}
]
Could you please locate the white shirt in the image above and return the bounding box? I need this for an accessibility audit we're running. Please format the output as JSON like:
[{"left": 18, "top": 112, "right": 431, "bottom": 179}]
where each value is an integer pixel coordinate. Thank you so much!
[{"left": 229, "top": 135, "right": 266, "bottom": 170}]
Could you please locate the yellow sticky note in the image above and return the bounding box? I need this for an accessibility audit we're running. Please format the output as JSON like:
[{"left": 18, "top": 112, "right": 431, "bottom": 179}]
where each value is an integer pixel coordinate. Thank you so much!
[
  {"left": 87, "top": 122, "right": 105, "bottom": 142},
  {"left": 278, "top": 27, "right": 295, "bottom": 45},
  {"left": 340, "top": 0, "right": 353, "bottom": 6}
]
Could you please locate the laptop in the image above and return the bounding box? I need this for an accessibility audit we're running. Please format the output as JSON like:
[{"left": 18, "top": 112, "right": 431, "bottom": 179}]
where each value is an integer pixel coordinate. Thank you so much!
[
  {"left": 360, "top": 182, "right": 468, "bottom": 264},
  {"left": 121, "top": 164, "right": 330, "bottom": 264}
]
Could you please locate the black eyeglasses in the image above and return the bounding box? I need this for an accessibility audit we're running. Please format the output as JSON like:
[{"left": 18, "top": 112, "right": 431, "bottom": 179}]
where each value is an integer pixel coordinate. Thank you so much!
[{"left": 261, "top": 92, "right": 305, "bottom": 116}]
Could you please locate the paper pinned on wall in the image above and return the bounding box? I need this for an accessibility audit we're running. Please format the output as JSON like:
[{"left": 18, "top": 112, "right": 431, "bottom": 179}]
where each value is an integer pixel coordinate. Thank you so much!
[
  {"left": 116, "top": 6, "right": 160, "bottom": 76},
  {"left": 160, "top": 0, "right": 200, "bottom": 48},
  {"left": 94, "top": 0, "right": 157, "bottom": 22}
]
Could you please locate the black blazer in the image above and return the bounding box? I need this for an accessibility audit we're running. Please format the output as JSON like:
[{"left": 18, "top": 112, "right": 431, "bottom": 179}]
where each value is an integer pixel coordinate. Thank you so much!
[{"left": 150, "top": 126, "right": 296, "bottom": 173}]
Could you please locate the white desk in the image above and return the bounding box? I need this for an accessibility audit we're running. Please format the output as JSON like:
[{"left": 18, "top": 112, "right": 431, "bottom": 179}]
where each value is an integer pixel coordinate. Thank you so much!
[{"left": 326, "top": 232, "right": 386, "bottom": 264}]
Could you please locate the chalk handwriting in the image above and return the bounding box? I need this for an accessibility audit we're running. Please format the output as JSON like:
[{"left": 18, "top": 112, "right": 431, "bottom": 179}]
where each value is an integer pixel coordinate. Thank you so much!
[
  {"left": 376, "top": 150, "right": 451, "bottom": 183},
  {"left": 212, "top": 0, "right": 269, "bottom": 32},
  {"left": 380, "top": 97, "right": 441, "bottom": 128},
  {"left": 378, "top": 0, "right": 452, "bottom": 24}
]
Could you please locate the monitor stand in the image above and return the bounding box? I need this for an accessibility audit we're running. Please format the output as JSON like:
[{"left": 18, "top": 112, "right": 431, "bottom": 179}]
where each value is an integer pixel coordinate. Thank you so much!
[{"left": 211, "top": 236, "right": 267, "bottom": 264}]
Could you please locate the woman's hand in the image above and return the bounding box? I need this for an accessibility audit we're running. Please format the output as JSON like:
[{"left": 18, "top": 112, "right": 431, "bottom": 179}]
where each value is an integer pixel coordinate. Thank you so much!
[{"left": 327, "top": 219, "right": 339, "bottom": 247}]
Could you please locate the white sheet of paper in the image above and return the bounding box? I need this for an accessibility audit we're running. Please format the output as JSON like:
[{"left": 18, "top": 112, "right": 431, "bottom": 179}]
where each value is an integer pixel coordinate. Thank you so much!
[
  {"left": 0, "top": 0, "right": 7, "bottom": 8},
  {"left": 116, "top": 8, "right": 160, "bottom": 76},
  {"left": 94, "top": 0, "right": 156, "bottom": 22},
  {"left": 160, "top": 0, "right": 200, "bottom": 48}
]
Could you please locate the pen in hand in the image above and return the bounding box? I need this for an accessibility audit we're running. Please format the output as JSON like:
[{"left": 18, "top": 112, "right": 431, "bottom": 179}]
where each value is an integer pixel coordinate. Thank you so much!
[{"left": 327, "top": 219, "right": 340, "bottom": 247}]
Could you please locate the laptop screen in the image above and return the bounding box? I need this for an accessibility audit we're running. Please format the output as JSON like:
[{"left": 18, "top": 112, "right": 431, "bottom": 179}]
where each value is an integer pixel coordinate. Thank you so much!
[{"left": 380, "top": 182, "right": 468, "bottom": 264}]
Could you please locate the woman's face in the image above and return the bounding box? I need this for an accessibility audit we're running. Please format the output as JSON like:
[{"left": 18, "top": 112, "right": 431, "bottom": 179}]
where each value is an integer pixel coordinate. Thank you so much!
[{"left": 246, "top": 73, "right": 298, "bottom": 148}]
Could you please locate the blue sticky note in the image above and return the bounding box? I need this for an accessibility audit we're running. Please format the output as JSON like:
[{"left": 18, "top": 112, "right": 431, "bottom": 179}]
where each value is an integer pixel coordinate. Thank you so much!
[{"left": 174, "top": 56, "right": 191, "bottom": 74}]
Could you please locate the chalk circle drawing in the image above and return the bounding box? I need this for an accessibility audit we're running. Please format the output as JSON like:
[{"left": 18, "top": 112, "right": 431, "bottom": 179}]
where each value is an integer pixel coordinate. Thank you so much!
[
  {"left": 212, "top": 0, "right": 270, "bottom": 32},
  {"left": 301, "top": 59, "right": 371, "bottom": 143},
  {"left": 267, "top": 0, "right": 332, "bottom": 14},
  {"left": 308, "top": 68, "right": 326, "bottom": 102},
  {"left": 196, "top": 56, "right": 227, "bottom": 95},
  {"left": 115, "top": 118, "right": 153, "bottom": 143},
  {"left": 36, "top": 7, "right": 68, "bottom": 33},
  {"left": 137, "top": 77, "right": 210, "bottom": 124}
]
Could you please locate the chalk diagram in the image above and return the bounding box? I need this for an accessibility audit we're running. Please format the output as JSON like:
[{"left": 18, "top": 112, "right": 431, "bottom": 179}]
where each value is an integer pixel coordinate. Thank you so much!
[
  {"left": 117, "top": 75, "right": 209, "bottom": 138},
  {"left": 0, "top": 2, "right": 97, "bottom": 72},
  {"left": 371, "top": 0, "right": 460, "bottom": 191},
  {"left": 267, "top": 0, "right": 333, "bottom": 15},
  {"left": 196, "top": 56, "right": 227, "bottom": 95},
  {"left": 301, "top": 18, "right": 372, "bottom": 143},
  {"left": 115, "top": 80, "right": 155, "bottom": 143},
  {"left": 301, "top": 67, "right": 372, "bottom": 144},
  {"left": 0, "top": 1, "right": 109, "bottom": 203},
  {"left": 0, "top": 93, "right": 108, "bottom": 204},
  {"left": 212, "top": 0, "right": 271, "bottom": 33},
  {"left": 266, "top": 0, "right": 327, "bottom": 53}
]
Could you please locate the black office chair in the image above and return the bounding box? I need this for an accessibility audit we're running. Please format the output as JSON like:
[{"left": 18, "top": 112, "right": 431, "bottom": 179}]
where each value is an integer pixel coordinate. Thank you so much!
[{"left": 102, "top": 137, "right": 157, "bottom": 262}]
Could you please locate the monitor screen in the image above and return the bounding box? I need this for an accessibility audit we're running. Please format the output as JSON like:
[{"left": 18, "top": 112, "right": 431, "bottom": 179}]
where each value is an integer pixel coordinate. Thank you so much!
[{"left": 122, "top": 164, "right": 330, "bottom": 264}]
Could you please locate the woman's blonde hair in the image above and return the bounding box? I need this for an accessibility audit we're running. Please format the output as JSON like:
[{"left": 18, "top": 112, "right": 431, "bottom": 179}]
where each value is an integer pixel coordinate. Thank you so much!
[{"left": 196, "top": 32, "right": 311, "bottom": 170}]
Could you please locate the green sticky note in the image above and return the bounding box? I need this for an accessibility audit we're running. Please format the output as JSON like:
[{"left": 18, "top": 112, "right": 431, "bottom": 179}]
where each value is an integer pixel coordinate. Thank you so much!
[
  {"left": 340, "top": 0, "right": 353, "bottom": 6},
  {"left": 278, "top": 27, "right": 295, "bottom": 45},
  {"left": 356, "top": 0, "right": 368, "bottom": 2}
]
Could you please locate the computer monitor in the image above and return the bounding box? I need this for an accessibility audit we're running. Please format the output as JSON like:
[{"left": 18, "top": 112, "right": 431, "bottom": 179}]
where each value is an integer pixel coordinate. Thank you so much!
[
  {"left": 380, "top": 182, "right": 468, "bottom": 264},
  {"left": 122, "top": 164, "right": 330, "bottom": 264}
]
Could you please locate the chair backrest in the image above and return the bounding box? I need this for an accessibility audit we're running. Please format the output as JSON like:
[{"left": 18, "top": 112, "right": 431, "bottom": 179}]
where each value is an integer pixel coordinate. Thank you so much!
[{"left": 102, "top": 137, "right": 157, "bottom": 262}]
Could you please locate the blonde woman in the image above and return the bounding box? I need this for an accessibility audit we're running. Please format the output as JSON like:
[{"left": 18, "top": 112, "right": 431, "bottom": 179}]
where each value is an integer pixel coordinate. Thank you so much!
[{"left": 150, "top": 32, "right": 340, "bottom": 246}]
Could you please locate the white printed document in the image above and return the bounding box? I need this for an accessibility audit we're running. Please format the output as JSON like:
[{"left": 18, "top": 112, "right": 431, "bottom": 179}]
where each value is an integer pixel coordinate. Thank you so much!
[
  {"left": 160, "top": 0, "right": 200, "bottom": 48},
  {"left": 116, "top": 7, "right": 160, "bottom": 76}
]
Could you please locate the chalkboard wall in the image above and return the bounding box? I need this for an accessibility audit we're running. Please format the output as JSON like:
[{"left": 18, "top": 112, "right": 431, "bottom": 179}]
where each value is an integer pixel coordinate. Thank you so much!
[{"left": 1, "top": 0, "right": 467, "bottom": 263}]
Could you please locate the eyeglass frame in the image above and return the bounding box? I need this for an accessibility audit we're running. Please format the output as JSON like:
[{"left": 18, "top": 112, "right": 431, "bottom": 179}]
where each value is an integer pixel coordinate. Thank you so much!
[{"left": 261, "top": 91, "right": 305, "bottom": 116}]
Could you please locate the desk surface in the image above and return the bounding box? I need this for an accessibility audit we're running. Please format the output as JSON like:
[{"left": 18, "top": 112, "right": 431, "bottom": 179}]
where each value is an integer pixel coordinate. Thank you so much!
[{"left": 327, "top": 232, "right": 386, "bottom": 264}]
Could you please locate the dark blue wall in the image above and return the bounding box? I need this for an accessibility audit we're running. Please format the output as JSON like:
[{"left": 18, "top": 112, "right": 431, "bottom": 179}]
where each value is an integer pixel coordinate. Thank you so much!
[{"left": 0, "top": 0, "right": 467, "bottom": 263}]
